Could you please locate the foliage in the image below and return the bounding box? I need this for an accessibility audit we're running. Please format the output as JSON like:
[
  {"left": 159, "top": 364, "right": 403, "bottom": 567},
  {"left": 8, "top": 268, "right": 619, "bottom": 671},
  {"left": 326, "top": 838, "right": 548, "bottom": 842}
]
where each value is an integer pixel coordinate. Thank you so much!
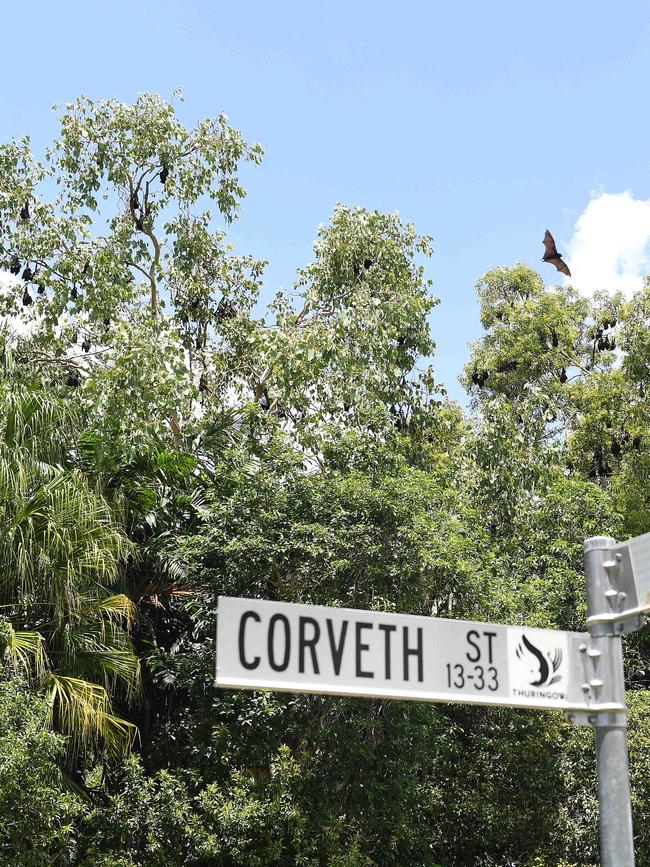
[
  {"left": 2, "top": 93, "right": 650, "bottom": 866},
  {"left": 0, "top": 92, "right": 264, "bottom": 469},
  {"left": 0, "top": 678, "right": 83, "bottom": 866},
  {"left": 0, "top": 380, "right": 138, "bottom": 757}
]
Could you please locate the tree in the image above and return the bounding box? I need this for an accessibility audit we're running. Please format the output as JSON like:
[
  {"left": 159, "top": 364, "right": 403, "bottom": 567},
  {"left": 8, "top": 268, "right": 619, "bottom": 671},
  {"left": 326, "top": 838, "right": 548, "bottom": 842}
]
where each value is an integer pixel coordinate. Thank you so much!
[
  {"left": 0, "top": 92, "right": 264, "bottom": 463},
  {"left": 0, "top": 377, "right": 138, "bottom": 756}
]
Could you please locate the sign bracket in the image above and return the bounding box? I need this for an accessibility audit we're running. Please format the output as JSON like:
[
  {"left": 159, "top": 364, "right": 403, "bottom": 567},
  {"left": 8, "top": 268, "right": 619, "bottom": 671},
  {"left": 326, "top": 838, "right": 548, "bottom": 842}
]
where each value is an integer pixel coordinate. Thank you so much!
[{"left": 580, "top": 536, "right": 635, "bottom": 867}]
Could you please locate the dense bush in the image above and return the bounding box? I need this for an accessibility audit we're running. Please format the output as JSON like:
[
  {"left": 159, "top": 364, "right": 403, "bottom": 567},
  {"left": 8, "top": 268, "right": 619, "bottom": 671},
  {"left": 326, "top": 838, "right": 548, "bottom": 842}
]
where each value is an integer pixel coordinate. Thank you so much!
[{"left": 0, "top": 678, "right": 82, "bottom": 865}]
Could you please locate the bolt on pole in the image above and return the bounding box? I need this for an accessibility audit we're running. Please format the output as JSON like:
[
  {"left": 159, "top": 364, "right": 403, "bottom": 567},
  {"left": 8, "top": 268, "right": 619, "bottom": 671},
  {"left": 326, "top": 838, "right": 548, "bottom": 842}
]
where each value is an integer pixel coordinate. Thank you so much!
[{"left": 584, "top": 536, "right": 635, "bottom": 867}]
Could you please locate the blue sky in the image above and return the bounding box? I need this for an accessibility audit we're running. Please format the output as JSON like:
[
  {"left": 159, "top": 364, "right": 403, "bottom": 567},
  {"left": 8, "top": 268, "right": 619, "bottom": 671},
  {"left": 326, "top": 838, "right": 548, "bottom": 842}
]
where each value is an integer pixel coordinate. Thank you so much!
[{"left": 4, "top": 0, "right": 650, "bottom": 402}]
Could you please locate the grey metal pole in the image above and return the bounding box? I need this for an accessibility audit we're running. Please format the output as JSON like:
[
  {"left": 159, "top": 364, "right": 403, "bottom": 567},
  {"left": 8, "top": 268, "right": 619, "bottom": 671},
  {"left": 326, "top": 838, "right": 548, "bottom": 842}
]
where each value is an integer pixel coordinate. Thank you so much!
[{"left": 584, "top": 536, "right": 635, "bottom": 867}]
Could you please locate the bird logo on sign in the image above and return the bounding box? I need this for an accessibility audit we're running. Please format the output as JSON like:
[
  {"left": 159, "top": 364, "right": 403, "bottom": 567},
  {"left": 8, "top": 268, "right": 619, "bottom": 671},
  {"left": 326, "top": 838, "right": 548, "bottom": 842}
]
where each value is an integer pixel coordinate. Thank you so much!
[{"left": 515, "top": 635, "right": 563, "bottom": 687}]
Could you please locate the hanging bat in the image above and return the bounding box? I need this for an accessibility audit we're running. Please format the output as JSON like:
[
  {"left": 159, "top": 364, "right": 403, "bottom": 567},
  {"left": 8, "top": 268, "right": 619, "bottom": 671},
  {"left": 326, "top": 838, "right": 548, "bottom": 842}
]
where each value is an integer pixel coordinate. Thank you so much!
[{"left": 542, "top": 230, "right": 571, "bottom": 277}]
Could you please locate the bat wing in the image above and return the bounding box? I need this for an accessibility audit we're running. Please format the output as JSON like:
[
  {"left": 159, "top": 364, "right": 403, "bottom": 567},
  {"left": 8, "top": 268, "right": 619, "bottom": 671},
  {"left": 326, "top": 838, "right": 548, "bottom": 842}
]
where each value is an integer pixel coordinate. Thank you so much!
[
  {"left": 543, "top": 230, "right": 558, "bottom": 258},
  {"left": 554, "top": 258, "right": 571, "bottom": 277}
]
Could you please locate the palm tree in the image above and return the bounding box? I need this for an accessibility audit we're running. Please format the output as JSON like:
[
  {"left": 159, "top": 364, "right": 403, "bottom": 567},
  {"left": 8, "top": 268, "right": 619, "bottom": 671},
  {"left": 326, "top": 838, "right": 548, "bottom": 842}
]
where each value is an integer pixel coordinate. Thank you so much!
[{"left": 0, "top": 385, "right": 139, "bottom": 758}]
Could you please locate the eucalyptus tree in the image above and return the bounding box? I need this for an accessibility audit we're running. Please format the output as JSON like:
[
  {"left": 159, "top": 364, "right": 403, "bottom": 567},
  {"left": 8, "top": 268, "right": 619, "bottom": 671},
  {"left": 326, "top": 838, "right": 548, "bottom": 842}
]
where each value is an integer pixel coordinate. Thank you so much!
[
  {"left": 464, "top": 264, "right": 650, "bottom": 534},
  {"left": 0, "top": 92, "right": 264, "bottom": 467}
]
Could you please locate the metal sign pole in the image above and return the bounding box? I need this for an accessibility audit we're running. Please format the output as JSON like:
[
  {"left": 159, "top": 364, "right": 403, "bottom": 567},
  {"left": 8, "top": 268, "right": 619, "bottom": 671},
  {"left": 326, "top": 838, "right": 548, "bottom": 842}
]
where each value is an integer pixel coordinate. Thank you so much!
[{"left": 584, "top": 536, "right": 635, "bottom": 867}]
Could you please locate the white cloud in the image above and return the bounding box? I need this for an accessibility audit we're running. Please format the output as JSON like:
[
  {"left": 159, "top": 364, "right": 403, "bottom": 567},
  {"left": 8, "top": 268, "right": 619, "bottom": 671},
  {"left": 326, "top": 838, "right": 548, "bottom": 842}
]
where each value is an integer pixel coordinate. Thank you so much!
[{"left": 566, "top": 191, "right": 650, "bottom": 297}]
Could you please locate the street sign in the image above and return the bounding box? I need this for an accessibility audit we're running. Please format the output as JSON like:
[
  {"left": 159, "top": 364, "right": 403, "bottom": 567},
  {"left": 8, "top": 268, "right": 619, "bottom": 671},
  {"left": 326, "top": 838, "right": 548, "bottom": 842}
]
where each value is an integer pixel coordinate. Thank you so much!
[
  {"left": 584, "top": 530, "right": 650, "bottom": 631},
  {"left": 215, "top": 596, "right": 608, "bottom": 713}
]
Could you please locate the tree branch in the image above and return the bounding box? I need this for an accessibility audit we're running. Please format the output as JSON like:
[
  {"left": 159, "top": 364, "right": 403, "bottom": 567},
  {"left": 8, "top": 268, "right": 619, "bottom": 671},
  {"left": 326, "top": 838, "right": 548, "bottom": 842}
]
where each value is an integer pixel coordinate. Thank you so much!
[{"left": 127, "top": 173, "right": 160, "bottom": 315}]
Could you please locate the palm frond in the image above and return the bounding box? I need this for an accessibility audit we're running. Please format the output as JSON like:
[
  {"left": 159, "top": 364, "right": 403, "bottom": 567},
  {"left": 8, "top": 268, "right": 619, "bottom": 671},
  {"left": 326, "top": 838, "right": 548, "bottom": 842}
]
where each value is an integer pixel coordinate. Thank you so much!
[
  {"left": 76, "top": 593, "right": 137, "bottom": 628},
  {"left": 44, "top": 673, "right": 138, "bottom": 758},
  {"left": 0, "top": 384, "right": 140, "bottom": 762},
  {"left": 0, "top": 455, "right": 132, "bottom": 615},
  {"left": 2, "top": 388, "right": 80, "bottom": 463},
  {"left": 58, "top": 620, "right": 141, "bottom": 701},
  {"left": 0, "top": 619, "right": 47, "bottom": 678}
]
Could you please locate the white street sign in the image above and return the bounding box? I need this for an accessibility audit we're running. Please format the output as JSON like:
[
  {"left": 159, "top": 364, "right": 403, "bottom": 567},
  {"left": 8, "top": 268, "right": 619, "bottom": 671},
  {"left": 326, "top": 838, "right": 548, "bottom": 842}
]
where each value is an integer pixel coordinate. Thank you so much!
[{"left": 215, "top": 596, "right": 604, "bottom": 712}]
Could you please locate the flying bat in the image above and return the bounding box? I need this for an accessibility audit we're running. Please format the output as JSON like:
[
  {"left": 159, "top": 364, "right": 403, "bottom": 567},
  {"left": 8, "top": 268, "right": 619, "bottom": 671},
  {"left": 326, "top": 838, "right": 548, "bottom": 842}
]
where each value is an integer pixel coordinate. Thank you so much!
[{"left": 542, "top": 230, "right": 571, "bottom": 277}]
